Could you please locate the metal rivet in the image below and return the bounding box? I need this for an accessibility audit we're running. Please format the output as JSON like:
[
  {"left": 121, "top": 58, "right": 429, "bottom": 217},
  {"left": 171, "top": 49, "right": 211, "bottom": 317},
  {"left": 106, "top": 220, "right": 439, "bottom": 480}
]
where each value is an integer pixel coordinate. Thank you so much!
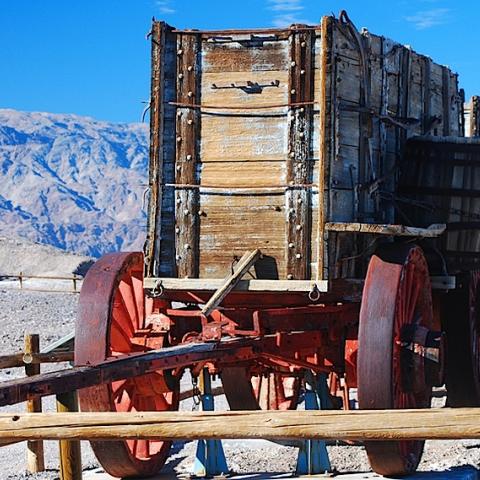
[
  {"left": 184, "top": 244, "right": 190, "bottom": 250},
  {"left": 297, "top": 197, "right": 303, "bottom": 204},
  {"left": 289, "top": 208, "right": 295, "bottom": 214},
  {"left": 178, "top": 73, "right": 184, "bottom": 79},
  {"left": 299, "top": 132, "right": 305, "bottom": 138},
  {"left": 290, "top": 89, "right": 296, "bottom": 95},
  {"left": 176, "top": 165, "right": 181, "bottom": 171},
  {"left": 301, "top": 41, "right": 306, "bottom": 47},
  {"left": 199, "top": 210, "right": 205, "bottom": 216},
  {"left": 287, "top": 274, "right": 294, "bottom": 280},
  {"left": 299, "top": 107, "right": 305, "bottom": 113},
  {"left": 187, "top": 91, "right": 193, "bottom": 97},
  {"left": 290, "top": 61, "right": 296, "bottom": 67},
  {"left": 175, "top": 227, "right": 180, "bottom": 234},
  {"left": 296, "top": 225, "right": 302, "bottom": 231},
  {"left": 186, "top": 154, "right": 192, "bottom": 161},
  {"left": 300, "top": 69, "right": 305, "bottom": 75},
  {"left": 187, "top": 119, "right": 193, "bottom": 125},
  {"left": 289, "top": 152, "right": 295, "bottom": 158},
  {"left": 296, "top": 253, "right": 302, "bottom": 259},
  {"left": 177, "top": 111, "right": 182, "bottom": 117},
  {"left": 176, "top": 136, "right": 182, "bottom": 143},
  {"left": 187, "top": 65, "right": 193, "bottom": 71},
  {"left": 183, "top": 209, "right": 189, "bottom": 215},
  {"left": 176, "top": 198, "right": 181, "bottom": 204},
  {"left": 176, "top": 254, "right": 181, "bottom": 260},
  {"left": 288, "top": 242, "right": 295, "bottom": 248},
  {"left": 177, "top": 49, "right": 183, "bottom": 55}
]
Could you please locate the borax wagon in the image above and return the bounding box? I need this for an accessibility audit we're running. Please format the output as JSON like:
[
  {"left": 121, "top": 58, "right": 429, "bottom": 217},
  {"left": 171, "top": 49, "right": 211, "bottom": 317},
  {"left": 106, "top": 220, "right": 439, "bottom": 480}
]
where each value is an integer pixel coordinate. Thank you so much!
[{"left": 5, "top": 11, "right": 480, "bottom": 479}]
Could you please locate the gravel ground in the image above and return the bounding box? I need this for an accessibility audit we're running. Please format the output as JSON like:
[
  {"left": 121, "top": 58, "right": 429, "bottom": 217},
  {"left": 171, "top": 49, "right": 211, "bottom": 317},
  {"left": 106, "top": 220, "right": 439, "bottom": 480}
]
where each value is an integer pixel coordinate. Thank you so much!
[{"left": 1, "top": 288, "right": 480, "bottom": 479}]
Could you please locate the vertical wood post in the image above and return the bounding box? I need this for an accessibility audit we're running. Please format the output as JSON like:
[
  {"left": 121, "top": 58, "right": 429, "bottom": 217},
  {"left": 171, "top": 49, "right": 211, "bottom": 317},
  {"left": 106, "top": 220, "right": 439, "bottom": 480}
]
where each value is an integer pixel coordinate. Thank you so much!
[
  {"left": 56, "top": 392, "right": 82, "bottom": 480},
  {"left": 72, "top": 274, "right": 77, "bottom": 292},
  {"left": 19, "top": 271, "right": 23, "bottom": 290},
  {"left": 24, "top": 333, "right": 45, "bottom": 473}
]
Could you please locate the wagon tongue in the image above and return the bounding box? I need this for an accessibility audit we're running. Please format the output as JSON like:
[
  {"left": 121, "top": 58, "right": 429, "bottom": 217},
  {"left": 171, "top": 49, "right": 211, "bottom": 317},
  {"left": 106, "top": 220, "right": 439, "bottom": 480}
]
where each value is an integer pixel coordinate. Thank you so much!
[{"left": 398, "top": 324, "right": 445, "bottom": 391}]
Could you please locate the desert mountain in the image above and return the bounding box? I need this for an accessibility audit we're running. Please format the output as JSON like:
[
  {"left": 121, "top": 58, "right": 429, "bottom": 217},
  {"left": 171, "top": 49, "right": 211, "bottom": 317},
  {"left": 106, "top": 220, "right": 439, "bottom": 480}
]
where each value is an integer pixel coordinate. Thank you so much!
[{"left": 0, "top": 109, "right": 149, "bottom": 257}]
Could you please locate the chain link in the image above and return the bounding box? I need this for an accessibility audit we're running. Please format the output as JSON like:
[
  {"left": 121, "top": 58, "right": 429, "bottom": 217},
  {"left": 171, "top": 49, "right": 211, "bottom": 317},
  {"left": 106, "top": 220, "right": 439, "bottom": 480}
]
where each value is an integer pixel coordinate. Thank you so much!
[{"left": 191, "top": 374, "right": 202, "bottom": 411}]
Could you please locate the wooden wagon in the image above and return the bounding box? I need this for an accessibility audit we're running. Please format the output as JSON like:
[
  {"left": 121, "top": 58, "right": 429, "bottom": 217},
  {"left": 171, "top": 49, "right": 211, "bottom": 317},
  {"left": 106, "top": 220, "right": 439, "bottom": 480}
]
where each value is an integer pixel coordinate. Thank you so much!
[{"left": 74, "top": 11, "right": 480, "bottom": 478}]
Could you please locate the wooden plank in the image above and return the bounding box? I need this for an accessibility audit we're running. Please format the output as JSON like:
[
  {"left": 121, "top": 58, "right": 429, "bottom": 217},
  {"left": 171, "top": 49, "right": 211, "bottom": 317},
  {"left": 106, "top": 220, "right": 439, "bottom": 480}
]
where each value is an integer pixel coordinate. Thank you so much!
[
  {"left": 201, "top": 249, "right": 262, "bottom": 316},
  {"left": 24, "top": 334, "right": 44, "bottom": 473},
  {"left": 286, "top": 28, "right": 315, "bottom": 280},
  {"left": 325, "top": 222, "right": 446, "bottom": 237},
  {"left": 4, "top": 408, "right": 480, "bottom": 442},
  {"left": 144, "top": 277, "right": 328, "bottom": 292},
  {"left": 56, "top": 392, "right": 82, "bottom": 480},
  {"left": 145, "top": 21, "right": 167, "bottom": 277},
  {"left": 175, "top": 32, "right": 201, "bottom": 278}
]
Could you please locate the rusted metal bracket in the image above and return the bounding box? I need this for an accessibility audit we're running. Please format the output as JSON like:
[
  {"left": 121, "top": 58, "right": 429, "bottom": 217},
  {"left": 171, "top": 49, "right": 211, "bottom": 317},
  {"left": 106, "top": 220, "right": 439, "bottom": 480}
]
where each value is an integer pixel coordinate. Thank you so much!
[
  {"left": 175, "top": 32, "right": 201, "bottom": 278},
  {"left": 286, "top": 28, "right": 315, "bottom": 280},
  {"left": 211, "top": 80, "right": 280, "bottom": 94}
]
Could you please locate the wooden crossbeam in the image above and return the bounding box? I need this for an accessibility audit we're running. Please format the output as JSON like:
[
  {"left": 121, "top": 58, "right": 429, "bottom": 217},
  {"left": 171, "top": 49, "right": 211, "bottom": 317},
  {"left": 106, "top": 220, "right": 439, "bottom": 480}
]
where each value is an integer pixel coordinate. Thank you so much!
[
  {"left": 201, "top": 249, "right": 262, "bottom": 317},
  {"left": 1, "top": 408, "right": 480, "bottom": 442},
  {"left": 0, "top": 338, "right": 258, "bottom": 407}
]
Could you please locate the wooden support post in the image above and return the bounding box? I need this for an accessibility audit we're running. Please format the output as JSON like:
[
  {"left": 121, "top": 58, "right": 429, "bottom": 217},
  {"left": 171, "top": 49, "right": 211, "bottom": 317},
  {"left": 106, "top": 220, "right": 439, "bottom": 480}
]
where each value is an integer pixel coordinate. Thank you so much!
[
  {"left": 19, "top": 272, "right": 23, "bottom": 290},
  {"left": 201, "top": 249, "right": 262, "bottom": 317},
  {"left": 56, "top": 392, "right": 82, "bottom": 480},
  {"left": 72, "top": 274, "right": 77, "bottom": 293},
  {"left": 24, "top": 334, "right": 44, "bottom": 473}
]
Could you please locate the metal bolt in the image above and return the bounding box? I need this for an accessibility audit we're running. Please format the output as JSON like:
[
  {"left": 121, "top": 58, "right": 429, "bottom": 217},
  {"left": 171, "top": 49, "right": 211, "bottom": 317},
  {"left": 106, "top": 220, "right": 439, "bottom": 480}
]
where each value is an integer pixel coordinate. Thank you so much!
[
  {"left": 187, "top": 119, "right": 193, "bottom": 125},
  {"left": 301, "top": 41, "right": 306, "bottom": 47},
  {"left": 186, "top": 154, "right": 192, "bottom": 161},
  {"left": 187, "top": 91, "right": 193, "bottom": 97},
  {"left": 287, "top": 274, "right": 294, "bottom": 280},
  {"left": 296, "top": 225, "right": 302, "bottom": 231},
  {"left": 296, "top": 253, "right": 302, "bottom": 259},
  {"left": 289, "top": 208, "right": 295, "bottom": 214},
  {"left": 184, "top": 244, "right": 191, "bottom": 250},
  {"left": 187, "top": 65, "right": 193, "bottom": 71},
  {"left": 297, "top": 197, "right": 303, "bottom": 204},
  {"left": 288, "top": 242, "right": 295, "bottom": 248},
  {"left": 176, "top": 198, "right": 181, "bottom": 204},
  {"left": 299, "top": 107, "right": 305, "bottom": 113},
  {"left": 176, "top": 165, "right": 181, "bottom": 171},
  {"left": 176, "top": 136, "right": 182, "bottom": 143},
  {"left": 177, "top": 49, "right": 183, "bottom": 55},
  {"left": 175, "top": 227, "right": 180, "bottom": 234},
  {"left": 199, "top": 209, "right": 205, "bottom": 216},
  {"left": 183, "top": 209, "right": 189, "bottom": 215},
  {"left": 291, "top": 89, "right": 296, "bottom": 95},
  {"left": 300, "top": 69, "right": 305, "bottom": 75},
  {"left": 290, "top": 152, "right": 295, "bottom": 158},
  {"left": 291, "top": 61, "right": 296, "bottom": 67},
  {"left": 299, "top": 132, "right": 305, "bottom": 138},
  {"left": 176, "top": 254, "right": 181, "bottom": 260},
  {"left": 177, "top": 111, "right": 182, "bottom": 117},
  {"left": 178, "top": 73, "right": 184, "bottom": 79}
]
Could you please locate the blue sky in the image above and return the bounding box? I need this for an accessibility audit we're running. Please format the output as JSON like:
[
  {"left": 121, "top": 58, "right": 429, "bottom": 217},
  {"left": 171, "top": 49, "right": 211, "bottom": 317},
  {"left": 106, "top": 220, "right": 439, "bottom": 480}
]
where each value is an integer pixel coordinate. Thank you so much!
[{"left": 0, "top": 0, "right": 478, "bottom": 123}]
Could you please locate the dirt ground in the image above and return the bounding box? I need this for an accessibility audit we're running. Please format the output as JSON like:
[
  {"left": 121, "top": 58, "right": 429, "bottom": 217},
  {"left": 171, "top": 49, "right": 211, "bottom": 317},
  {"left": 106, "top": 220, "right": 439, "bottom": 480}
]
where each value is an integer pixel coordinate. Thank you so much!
[{"left": 1, "top": 288, "right": 480, "bottom": 479}]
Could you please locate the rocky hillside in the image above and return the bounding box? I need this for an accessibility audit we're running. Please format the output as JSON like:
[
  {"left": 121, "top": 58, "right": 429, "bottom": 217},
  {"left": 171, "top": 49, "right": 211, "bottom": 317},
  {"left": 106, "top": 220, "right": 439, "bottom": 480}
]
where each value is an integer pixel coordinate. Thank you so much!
[{"left": 0, "top": 109, "right": 149, "bottom": 257}]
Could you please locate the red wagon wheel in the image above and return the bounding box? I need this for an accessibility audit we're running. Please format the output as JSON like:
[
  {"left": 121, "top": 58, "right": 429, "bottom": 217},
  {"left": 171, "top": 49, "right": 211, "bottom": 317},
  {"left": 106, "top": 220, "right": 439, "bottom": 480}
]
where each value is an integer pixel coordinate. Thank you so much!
[
  {"left": 445, "top": 270, "right": 480, "bottom": 407},
  {"left": 222, "top": 367, "right": 300, "bottom": 410},
  {"left": 358, "top": 244, "right": 433, "bottom": 476},
  {"left": 75, "top": 252, "right": 179, "bottom": 478}
]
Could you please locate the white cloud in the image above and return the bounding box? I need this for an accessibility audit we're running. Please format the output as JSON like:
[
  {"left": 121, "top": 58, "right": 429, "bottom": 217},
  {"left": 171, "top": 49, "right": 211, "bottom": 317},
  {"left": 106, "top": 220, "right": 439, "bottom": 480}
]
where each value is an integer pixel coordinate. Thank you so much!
[
  {"left": 269, "top": 0, "right": 303, "bottom": 11},
  {"left": 156, "top": 0, "right": 175, "bottom": 14},
  {"left": 404, "top": 8, "right": 451, "bottom": 29},
  {"left": 267, "top": 0, "right": 315, "bottom": 27}
]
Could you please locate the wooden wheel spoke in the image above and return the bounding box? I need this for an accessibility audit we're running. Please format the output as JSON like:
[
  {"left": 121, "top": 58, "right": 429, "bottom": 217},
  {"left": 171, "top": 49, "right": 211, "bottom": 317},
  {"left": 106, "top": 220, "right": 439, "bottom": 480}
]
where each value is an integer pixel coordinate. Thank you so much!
[
  {"left": 110, "top": 320, "right": 132, "bottom": 352},
  {"left": 118, "top": 280, "right": 139, "bottom": 331}
]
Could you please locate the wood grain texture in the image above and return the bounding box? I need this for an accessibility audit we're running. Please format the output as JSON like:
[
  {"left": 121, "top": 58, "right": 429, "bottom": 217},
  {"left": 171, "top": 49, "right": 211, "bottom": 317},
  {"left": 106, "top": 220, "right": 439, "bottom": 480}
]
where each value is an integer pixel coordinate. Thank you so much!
[{"left": 3, "top": 408, "right": 480, "bottom": 442}]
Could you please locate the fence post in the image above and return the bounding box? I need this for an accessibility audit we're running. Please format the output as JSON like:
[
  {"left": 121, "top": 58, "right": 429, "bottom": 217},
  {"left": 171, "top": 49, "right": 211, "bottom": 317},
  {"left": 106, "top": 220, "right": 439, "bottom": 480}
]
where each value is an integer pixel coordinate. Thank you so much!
[
  {"left": 72, "top": 274, "right": 77, "bottom": 293},
  {"left": 56, "top": 391, "right": 82, "bottom": 480},
  {"left": 19, "top": 272, "right": 23, "bottom": 290},
  {"left": 24, "top": 334, "right": 45, "bottom": 473}
]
